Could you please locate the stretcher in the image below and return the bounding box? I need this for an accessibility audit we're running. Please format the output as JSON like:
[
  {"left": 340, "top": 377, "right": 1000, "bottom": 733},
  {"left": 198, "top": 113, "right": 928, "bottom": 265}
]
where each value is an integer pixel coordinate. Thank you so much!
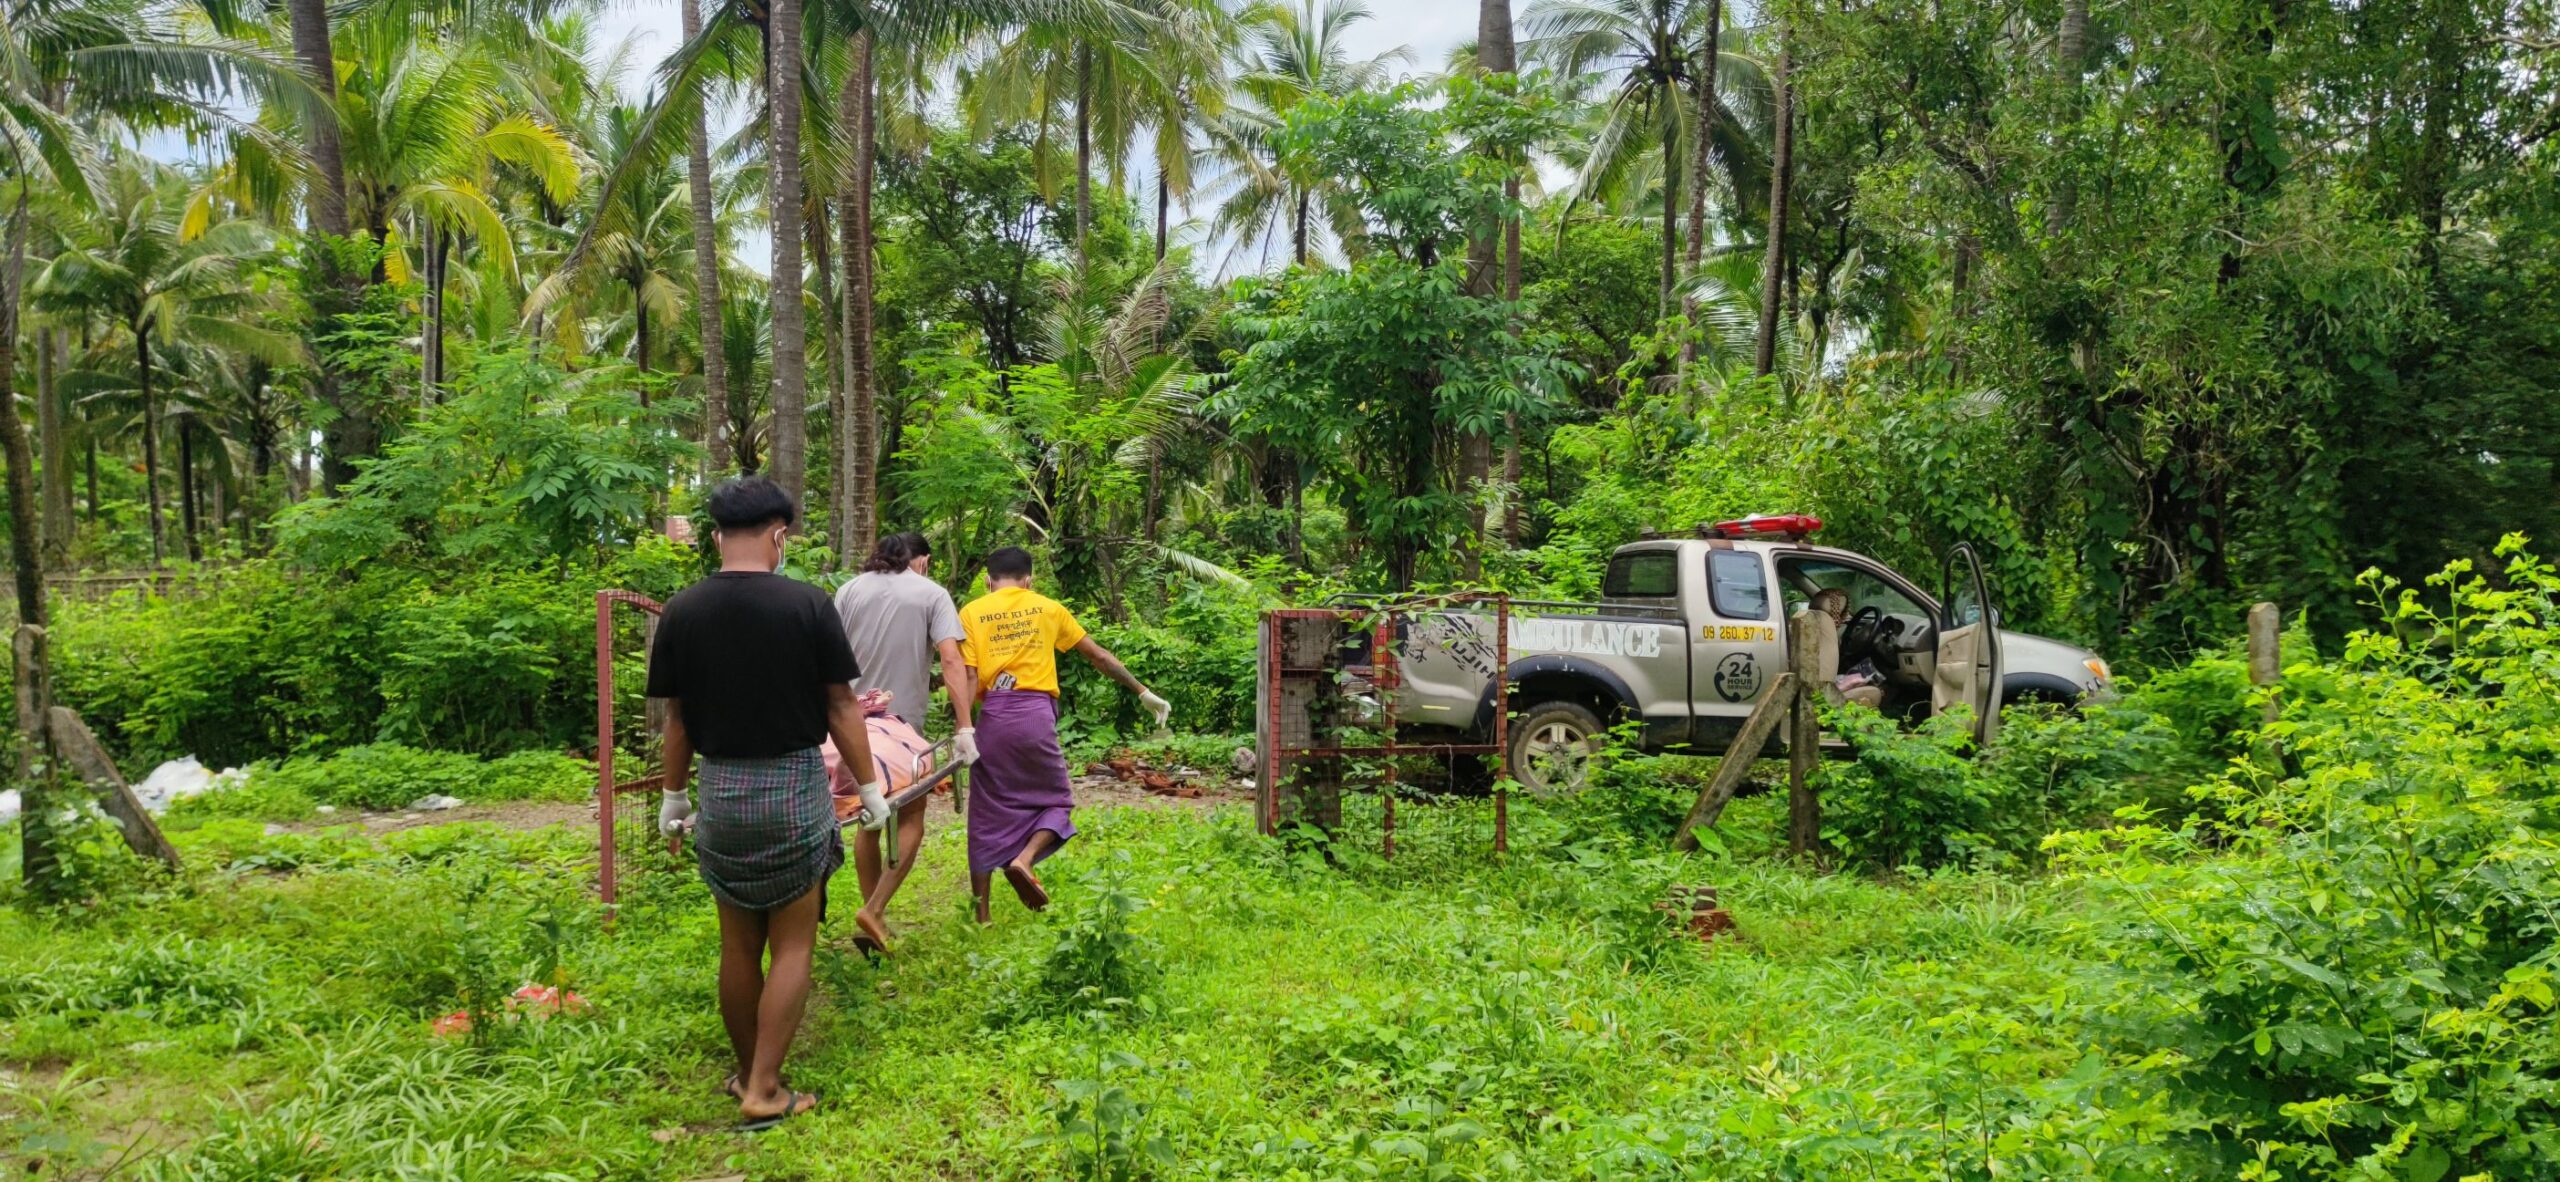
[
  {"left": 666, "top": 736, "right": 964, "bottom": 873},
  {"left": 869, "top": 737, "right": 963, "bottom": 872}
]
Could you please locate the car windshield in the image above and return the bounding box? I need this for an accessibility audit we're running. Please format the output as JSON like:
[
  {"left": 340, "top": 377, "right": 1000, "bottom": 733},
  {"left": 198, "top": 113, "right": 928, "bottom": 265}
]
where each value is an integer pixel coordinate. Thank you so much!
[{"left": 1777, "top": 558, "right": 1927, "bottom": 620}]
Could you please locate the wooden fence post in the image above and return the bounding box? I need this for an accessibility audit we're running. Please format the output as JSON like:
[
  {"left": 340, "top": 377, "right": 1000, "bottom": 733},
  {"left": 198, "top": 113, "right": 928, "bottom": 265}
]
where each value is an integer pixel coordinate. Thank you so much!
[
  {"left": 47, "top": 705, "right": 182, "bottom": 870},
  {"left": 1787, "top": 610, "right": 1823, "bottom": 858},
  {"left": 1673, "top": 671, "right": 1797, "bottom": 851},
  {"left": 2247, "top": 601, "right": 2281, "bottom": 722}
]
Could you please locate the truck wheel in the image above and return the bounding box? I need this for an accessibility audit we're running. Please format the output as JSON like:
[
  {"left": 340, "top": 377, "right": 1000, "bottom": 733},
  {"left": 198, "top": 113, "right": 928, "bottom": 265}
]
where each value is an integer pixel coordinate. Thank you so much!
[{"left": 1508, "top": 701, "right": 1607, "bottom": 797}]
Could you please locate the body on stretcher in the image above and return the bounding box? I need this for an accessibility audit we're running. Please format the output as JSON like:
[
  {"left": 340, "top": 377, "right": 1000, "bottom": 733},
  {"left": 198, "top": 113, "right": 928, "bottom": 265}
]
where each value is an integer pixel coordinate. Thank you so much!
[
  {"left": 820, "top": 690, "right": 959, "bottom": 825},
  {"left": 665, "top": 691, "right": 962, "bottom": 871}
]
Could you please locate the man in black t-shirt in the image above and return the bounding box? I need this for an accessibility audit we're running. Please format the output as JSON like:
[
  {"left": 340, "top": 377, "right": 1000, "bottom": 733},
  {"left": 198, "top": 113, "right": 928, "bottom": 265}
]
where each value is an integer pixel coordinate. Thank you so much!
[{"left": 647, "top": 476, "right": 886, "bottom": 1131}]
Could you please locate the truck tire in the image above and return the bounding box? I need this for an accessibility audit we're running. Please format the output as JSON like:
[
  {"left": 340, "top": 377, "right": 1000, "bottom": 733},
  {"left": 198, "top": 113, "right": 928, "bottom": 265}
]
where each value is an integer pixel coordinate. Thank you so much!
[{"left": 1507, "top": 700, "right": 1607, "bottom": 797}]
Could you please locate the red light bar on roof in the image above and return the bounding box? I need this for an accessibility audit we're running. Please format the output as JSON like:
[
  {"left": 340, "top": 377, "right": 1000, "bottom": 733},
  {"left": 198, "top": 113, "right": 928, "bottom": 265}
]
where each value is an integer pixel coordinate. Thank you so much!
[{"left": 1701, "top": 514, "right": 1823, "bottom": 541}]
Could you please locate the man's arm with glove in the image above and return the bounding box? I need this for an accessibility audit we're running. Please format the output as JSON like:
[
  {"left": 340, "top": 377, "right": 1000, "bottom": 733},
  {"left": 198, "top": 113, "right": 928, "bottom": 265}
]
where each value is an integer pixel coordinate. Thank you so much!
[
  {"left": 1071, "top": 636, "right": 1171, "bottom": 730},
  {"left": 936, "top": 636, "right": 978, "bottom": 765},
  {"left": 824, "top": 682, "right": 891, "bottom": 829},
  {"left": 659, "top": 704, "right": 696, "bottom": 835}
]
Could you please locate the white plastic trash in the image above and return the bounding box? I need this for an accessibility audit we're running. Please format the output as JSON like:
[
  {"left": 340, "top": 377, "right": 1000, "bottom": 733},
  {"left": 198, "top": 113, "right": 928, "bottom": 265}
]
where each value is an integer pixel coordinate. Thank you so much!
[
  {"left": 135, "top": 757, "right": 217, "bottom": 813},
  {"left": 0, "top": 788, "right": 18, "bottom": 823},
  {"left": 412, "top": 794, "right": 465, "bottom": 811}
]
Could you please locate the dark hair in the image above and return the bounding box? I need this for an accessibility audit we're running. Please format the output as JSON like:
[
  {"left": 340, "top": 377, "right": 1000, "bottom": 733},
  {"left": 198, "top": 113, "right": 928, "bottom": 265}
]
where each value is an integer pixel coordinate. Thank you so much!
[
  {"left": 984, "top": 546, "right": 1035, "bottom": 581},
  {"left": 859, "top": 531, "right": 933, "bottom": 574},
  {"left": 706, "top": 476, "right": 796, "bottom": 531}
]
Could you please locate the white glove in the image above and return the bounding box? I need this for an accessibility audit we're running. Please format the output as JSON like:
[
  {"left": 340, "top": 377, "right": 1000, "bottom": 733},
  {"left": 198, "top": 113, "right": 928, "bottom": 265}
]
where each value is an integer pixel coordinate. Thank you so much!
[
  {"left": 658, "top": 788, "right": 695, "bottom": 836},
  {"left": 1138, "top": 690, "right": 1172, "bottom": 728},
  {"left": 854, "top": 780, "right": 891, "bottom": 831},
  {"left": 953, "top": 728, "right": 980, "bottom": 766}
]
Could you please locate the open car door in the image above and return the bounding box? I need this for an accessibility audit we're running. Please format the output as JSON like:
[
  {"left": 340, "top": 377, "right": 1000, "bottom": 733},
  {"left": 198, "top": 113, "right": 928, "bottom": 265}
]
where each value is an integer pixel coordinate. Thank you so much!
[{"left": 1931, "top": 544, "right": 2003, "bottom": 746}]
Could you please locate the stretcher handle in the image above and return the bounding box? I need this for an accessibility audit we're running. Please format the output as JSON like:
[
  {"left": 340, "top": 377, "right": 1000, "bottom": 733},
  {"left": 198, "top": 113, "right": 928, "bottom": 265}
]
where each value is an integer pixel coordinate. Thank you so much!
[{"left": 881, "top": 738, "right": 964, "bottom": 872}]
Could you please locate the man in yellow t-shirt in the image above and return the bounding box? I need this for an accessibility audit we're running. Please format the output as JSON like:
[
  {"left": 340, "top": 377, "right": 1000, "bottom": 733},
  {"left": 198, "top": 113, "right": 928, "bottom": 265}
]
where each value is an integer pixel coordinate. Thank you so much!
[{"left": 957, "top": 546, "right": 1168, "bottom": 923}]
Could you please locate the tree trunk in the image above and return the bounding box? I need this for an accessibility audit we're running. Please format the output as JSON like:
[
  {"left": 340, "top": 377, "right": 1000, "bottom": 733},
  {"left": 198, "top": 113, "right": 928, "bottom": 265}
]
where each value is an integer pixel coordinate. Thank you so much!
[
  {"left": 1680, "top": 0, "right": 1722, "bottom": 367},
  {"left": 1, "top": 195, "right": 48, "bottom": 625},
  {"left": 36, "top": 327, "right": 68, "bottom": 563},
  {"left": 2409, "top": 0, "right": 2457, "bottom": 274},
  {"left": 1293, "top": 188, "right": 1308, "bottom": 265},
  {"left": 1074, "top": 40, "right": 1093, "bottom": 270},
  {"left": 765, "top": 0, "right": 810, "bottom": 512},
  {"left": 1155, "top": 169, "right": 1169, "bottom": 263},
  {"left": 1502, "top": 191, "right": 1523, "bottom": 546},
  {"left": 1753, "top": 30, "right": 1794, "bottom": 379},
  {"left": 134, "top": 330, "right": 167, "bottom": 566},
  {"left": 84, "top": 432, "right": 97, "bottom": 524},
  {"left": 1660, "top": 119, "right": 1680, "bottom": 319},
  {"left": 808, "top": 199, "right": 839, "bottom": 551},
  {"left": 288, "top": 0, "right": 374, "bottom": 492},
  {"left": 423, "top": 224, "right": 449, "bottom": 392},
  {"left": 1, "top": 197, "right": 60, "bottom": 894},
  {"left": 285, "top": 0, "right": 351, "bottom": 241},
  {"left": 840, "top": 29, "right": 881, "bottom": 561},
  {"left": 1458, "top": 0, "right": 1516, "bottom": 577},
  {"left": 178, "top": 419, "right": 201, "bottom": 562},
  {"left": 632, "top": 268, "right": 651, "bottom": 377},
  {"left": 682, "top": 0, "right": 730, "bottom": 476},
  {"left": 2046, "top": 0, "right": 2088, "bottom": 239}
]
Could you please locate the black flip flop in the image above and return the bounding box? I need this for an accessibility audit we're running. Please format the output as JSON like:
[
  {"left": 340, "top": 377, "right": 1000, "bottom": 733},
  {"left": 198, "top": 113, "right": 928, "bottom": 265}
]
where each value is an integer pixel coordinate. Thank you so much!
[
  {"left": 1003, "top": 864, "right": 1050, "bottom": 911},
  {"left": 736, "top": 1089, "right": 818, "bottom": 1133}
]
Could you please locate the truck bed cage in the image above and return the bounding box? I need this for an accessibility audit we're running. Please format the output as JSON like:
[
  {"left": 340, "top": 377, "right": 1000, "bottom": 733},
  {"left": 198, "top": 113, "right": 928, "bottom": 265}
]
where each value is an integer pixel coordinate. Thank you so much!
[
  {"left": 1321, "top": 592, "right": 1682, "bottom": 621},
  {"left": 1261, "top": 593, "right": 1516, "bottom": 859}
]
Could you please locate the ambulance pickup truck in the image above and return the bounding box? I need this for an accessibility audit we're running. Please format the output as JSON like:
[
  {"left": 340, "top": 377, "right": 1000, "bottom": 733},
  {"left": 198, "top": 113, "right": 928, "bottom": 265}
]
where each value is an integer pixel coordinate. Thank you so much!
[{"left": 1291, "top": 516, "right": 2113, "bottom": 794}]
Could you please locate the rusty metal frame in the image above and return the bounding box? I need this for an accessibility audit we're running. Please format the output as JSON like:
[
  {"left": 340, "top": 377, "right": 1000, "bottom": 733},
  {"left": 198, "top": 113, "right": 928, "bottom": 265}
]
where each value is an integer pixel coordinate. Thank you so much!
[
  {"left": 595, "top": 590, "right": 666, "bottom": 915},
  {"left": 1260, "top": 593, "right": 1513, "bottom": 858}
]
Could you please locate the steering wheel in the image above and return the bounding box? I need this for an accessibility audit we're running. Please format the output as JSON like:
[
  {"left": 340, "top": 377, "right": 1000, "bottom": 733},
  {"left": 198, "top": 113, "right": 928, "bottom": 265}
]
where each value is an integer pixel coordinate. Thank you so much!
[
  {"left": 1873, "top": 614, "right": 1906, "bottom": 650},
  {"left": 1841, "top": 605, "right": 1884, "bottom": 654}
]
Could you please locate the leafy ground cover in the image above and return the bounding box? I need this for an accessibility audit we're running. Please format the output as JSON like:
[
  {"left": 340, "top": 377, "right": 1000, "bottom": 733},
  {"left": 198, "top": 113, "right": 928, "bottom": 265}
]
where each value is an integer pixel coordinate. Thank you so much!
[{"left": 0, "top": 790, "right": 2164, "bottom": 1181}]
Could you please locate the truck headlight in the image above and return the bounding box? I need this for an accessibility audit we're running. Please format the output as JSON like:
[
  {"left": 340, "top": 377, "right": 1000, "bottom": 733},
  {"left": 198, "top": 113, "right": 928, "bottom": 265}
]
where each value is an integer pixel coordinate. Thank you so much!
[{"left": 2084, "top": 657, "right": 2112, "bottom": 685}]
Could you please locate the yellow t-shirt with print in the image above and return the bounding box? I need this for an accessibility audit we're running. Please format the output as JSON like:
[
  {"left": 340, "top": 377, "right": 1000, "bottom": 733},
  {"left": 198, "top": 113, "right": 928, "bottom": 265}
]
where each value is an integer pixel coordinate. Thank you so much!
[{"left": 958, "top": 586, "right": 1087, "bottom": 697}]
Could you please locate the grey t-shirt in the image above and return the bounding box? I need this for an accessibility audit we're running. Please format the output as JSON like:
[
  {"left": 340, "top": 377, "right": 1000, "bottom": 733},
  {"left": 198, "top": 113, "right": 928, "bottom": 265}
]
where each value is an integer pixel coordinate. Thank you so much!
[{"left": 833, "top": 570, "right": 966, "bottom": 730}]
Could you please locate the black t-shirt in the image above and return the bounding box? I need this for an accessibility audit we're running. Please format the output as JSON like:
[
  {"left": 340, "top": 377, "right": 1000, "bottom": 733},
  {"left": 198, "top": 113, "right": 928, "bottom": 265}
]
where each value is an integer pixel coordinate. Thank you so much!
[{"left": 646, "top": 571, "right": 861, "bottom": 758}]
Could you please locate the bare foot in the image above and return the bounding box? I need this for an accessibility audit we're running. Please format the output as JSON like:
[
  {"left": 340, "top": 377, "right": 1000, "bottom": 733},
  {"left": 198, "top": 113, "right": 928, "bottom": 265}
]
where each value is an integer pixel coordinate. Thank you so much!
[
  {"left": 973, "top": 894, "right": 992, "bottom": 925},
  {"left": 851, "top": 909, "right": 892, "bottom": 958},
  {"left": 738, "top": 1088, "right": 819, "bottom": 1130},
  {"left": 1002, "top": 863, "right": 1049, "bottom": 911}
]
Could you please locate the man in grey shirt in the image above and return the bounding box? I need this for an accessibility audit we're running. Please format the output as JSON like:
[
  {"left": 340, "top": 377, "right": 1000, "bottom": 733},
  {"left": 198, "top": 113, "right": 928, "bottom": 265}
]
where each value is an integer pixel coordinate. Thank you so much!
[{"left": 832, "top": 531, "right": 975, "bottom": 955}]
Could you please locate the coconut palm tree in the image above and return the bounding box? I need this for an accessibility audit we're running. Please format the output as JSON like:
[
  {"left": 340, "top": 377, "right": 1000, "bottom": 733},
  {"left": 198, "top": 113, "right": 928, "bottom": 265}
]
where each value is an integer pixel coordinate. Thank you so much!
[
  {"left": 3, "top": 0, "right": 318, "bottom": 612},
  {"left": 527, "top": 102, "right": 692, "bottom": 379},
  {"left": 1132, "top": 0, "right": 1235, "bottom": 262},
  {"left": 966, "top": 0, "right": 1176, "bottom": 270},
  {"left": 1206, "top": 0, "right": 1410, "bottom": 271},
  {"left": 1519, "top": 0, "right": 1763, "bottom": 314},
  {"left": 327, "top": 39, "right": 578, "bottom": 387},
  {"left": 561, "top": 0, "right": 1042, "bottom": 515},
  {"left": 30, "top": 159, "right": 300, "bottom": 565}
]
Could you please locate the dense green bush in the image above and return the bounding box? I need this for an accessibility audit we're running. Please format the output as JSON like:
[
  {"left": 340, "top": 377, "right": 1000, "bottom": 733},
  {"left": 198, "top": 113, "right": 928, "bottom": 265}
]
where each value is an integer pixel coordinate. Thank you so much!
[
  {"left": 1817, "top": 700, "right": 2181, "bottom": 872},
  {"left": 2060, "top": 540, "right": 2560, "bottom": 1177},
  {"left": 48, "top": 542, "right": 696, "bottom": 767},
  {"left": 1057, "top": 582, "right": 1261, "bottom": 744}
]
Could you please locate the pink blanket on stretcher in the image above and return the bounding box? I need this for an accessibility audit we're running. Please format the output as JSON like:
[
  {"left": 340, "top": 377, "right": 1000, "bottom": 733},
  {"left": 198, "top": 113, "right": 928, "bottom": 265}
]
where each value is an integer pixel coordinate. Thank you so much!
[{"left": 822, "top": 689, "right": 941, "bottom": 823}]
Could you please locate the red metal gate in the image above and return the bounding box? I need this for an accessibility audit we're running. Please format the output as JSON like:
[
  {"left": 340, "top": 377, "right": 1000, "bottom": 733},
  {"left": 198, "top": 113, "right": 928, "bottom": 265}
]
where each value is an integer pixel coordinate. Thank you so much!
[{"left": 594, "top": 590, "right": 665, "bottom": 914}]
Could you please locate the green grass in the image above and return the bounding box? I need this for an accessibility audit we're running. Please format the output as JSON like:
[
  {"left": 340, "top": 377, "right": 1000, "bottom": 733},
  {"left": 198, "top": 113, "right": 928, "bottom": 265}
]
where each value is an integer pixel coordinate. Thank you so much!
[{"left": 0, "top": 789, "right": 2187, "bottom": 1180}]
